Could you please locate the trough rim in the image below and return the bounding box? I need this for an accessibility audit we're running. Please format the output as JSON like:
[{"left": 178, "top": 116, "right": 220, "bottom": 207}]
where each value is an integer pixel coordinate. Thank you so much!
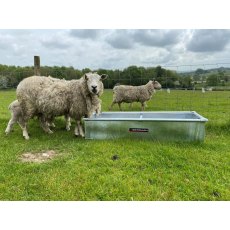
[{"left": 83, "top": 111, "right": 208, "bottom": 122}]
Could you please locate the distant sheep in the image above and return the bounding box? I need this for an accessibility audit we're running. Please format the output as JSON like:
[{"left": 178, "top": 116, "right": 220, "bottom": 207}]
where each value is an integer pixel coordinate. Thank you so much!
[
  {"left": 5, "top": 99, "right": 71, "bottom": 135},
  {"left": 109, "top": 80, "right": 161, "bottom": 111},
  {"left": 16, "top": 73, "right": 107, "bottom": 139}
]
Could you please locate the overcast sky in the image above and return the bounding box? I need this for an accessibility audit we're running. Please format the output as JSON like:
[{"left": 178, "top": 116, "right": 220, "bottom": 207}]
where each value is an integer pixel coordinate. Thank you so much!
[{"left": 1, "top": 29, "right": 230, "bottom": 71}]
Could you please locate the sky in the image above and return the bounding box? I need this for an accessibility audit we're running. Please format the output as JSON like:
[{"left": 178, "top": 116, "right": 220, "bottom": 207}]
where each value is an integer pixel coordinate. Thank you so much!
[{"left": 1, "top": 29, "right": 230, "bottom": 71}]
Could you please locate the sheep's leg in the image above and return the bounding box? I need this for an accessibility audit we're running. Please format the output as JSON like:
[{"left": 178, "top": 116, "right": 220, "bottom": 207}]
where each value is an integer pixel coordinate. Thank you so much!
[
  {"left": 39, "top": 115, "right": 53, "bottom": 134},
  {"left": 48, "top": 121, "right": 56, "bottom": 128},
  {"left": 5, "top": 117, "right": 17, "bottom": 134},
  {"left": 45, "top": 117, "right": 55, "bottom": 128},
  {"left": 77, "top": 121, "right": 85, "bottom": 137},
  {"left": 42, "top": 124, "right": 53, "bottom": 134},
  {"left": 109, "top": 101, "right": 116, "bottom": 110},
  {"left": 74, "top": 120, "right": 84, "bottom": 137},
  {"left": 65, "top": 114, "right": 71, "bottom": 131},
  {"left": 118, "top": 102, "right": 122, "bottom": 111},
  {"left": 141, "top": 102, "right": 145, "bottom": 111},
  {"left": 74, "top": 125, "right": 79, "bottom": 136},
  {"left": 18, "top": 120, "right": 29, "bottom": 140},
  {"left": 95, "top": 104, "right": 101, "bottom": 116}
]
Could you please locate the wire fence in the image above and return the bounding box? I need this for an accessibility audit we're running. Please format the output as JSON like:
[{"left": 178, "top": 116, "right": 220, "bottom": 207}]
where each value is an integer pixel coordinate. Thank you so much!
[
  {"left": 1, "top": 63, "right": 230, "bottom": 120},
  {"left": 1, "top": 62, "right": 230, "bottom": 89}
]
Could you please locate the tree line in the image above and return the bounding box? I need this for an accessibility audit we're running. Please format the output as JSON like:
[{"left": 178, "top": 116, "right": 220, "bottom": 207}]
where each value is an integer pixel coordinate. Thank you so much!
[{"left": 1, "top": 64, "right": 229, "bottom": 89}]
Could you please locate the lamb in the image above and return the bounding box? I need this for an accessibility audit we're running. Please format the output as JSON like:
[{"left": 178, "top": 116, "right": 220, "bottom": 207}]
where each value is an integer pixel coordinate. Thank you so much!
[
  {"left": 5, "top": 99, "right": 71, "bottom": 135},
  {"left": 16, "top": 72, "right": 107, "bottom": 139},
  {"left": 109, "top": 80, "right": 161, "bottom": 111},
  {"left": 5, "top": 100, "right": 25, "bottom": 135}
]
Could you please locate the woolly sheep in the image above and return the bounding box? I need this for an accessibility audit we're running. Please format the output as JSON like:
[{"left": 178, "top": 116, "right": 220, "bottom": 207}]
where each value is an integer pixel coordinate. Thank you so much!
[
  {"left": 5, "top": 100, "right": 25, "bottom": 135},
  {"left": 16, "top": 73, "right": 107, "bottom": 139},
  {"left": 109, "top": 80, "right": 161, "bottom": 111},
  {"left": 5, "top": 99, "right": 71, "bottom": 135}
]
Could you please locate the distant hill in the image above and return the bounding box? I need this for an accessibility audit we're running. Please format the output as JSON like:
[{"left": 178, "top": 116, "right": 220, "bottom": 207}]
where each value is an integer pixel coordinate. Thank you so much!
[{"left": 178, "top": 67, "right": 230, "bottom": 76}]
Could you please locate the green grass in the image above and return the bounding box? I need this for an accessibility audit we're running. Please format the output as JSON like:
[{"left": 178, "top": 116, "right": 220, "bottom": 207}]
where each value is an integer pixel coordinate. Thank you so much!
[{"left": 0, "top": 89, "right": 230, "bottom": 200}]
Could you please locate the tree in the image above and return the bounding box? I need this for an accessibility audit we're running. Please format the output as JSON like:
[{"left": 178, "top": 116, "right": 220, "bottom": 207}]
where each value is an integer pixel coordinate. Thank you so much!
[
  {"left": 82, "top": 68, "right": 91, "bottom": 74},
  {"left": 179, "top": 76, "right": 193, "bottom": 89},
  {"left": 206, "top": 74, "right": 219, "bottom": 86},
  {"left": 195, "top": 68, "right": 207, "bottom": 75}
]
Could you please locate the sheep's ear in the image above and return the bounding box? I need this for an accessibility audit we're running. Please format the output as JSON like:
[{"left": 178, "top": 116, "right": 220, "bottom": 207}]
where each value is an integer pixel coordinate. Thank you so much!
[
  {"left": 84, "top": 74, "right": 89, "bottom": 81},
  {"left": 101, "top": 74, "right": 108, "bottom": 80}
]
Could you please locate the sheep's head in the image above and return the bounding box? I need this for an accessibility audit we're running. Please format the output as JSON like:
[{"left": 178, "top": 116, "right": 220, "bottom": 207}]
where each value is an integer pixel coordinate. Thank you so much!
[
  {"left": 84, "top": 72, "right": 108, "bottom": 95},
  {"left": 152, "top": 80, "right": 161, "bottom": 89}
]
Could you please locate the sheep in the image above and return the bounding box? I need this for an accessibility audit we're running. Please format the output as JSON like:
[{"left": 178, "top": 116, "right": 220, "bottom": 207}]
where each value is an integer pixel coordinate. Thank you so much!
[
  {"left": 5, "top": 100, "right": 26, "bottom": 135},
  {"left": 5, "top": 99, "right": 71, "bottom": 135},
  {"left": 109, "top": 80, "right": 161, "bottom": 111},
  {"left": 16, "top": 72, "right": 107, "bottom": 139}
]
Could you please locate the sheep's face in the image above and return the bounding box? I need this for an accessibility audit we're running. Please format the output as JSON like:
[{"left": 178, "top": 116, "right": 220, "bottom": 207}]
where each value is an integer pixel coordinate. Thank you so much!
[
  {"left": 84, "top": 72, "right": 107, "bottom": 95},
  {"left": 152, "top": 80, "right": 162, "bottom": 89}
]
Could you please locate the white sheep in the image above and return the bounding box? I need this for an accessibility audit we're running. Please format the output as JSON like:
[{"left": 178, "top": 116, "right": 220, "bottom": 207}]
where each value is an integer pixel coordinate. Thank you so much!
[
  {"left": 5, "top": 100, "right": 25, "bottom": 135},
  {"left": 109, "top": 80, "right": 161, "bottom": 111},
  {"left": 16, "top": 73, "right": 107, "bottom": 139},
  {"left": 5, "top": 99, "right": 71, "bottom": 135}
]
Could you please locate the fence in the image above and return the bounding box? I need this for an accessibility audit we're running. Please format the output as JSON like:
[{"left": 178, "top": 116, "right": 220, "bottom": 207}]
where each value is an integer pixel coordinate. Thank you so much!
[
  {"left": 1, "top": 63, "right": 230, "bottom": 90},
  {"left": 0, "top": 63, "right": 230, "bottom": 120}
]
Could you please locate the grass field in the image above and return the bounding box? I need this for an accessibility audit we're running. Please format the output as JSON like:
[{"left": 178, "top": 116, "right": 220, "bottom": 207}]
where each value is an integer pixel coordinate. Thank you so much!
[{"left": 0, "top": 89, "right": 230, "bottom": 200}]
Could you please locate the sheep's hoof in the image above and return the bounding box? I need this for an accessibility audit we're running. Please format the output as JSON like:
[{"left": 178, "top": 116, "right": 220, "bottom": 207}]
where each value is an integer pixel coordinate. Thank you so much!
[
  {"left": 66, "top": 127, "right": 71, "bottom": 131},
  {"left": 24, "top": 136, "right": 30, "bottom": 140},
  {"left": 50, "top": 123, "right": 56, "bottom": 128},
  {"left": 75, "top": 134, "right": 84, "bottom": 138},
  {"left": 47, "top": 130, "right": 53, "bottom": 134}
]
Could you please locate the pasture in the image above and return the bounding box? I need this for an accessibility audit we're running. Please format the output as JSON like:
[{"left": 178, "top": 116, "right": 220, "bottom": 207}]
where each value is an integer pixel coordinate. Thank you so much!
[{"left": 0, "top": 89, "right": 229, "bottom": 200}]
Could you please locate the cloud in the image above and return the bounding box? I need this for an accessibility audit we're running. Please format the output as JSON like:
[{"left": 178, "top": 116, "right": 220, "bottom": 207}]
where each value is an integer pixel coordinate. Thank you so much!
[
  {"left": 0, "top": 34, "right": 14, "bottom": 50},
  {"left": 40, "top": 37, "right": 72, "bottom": 49},
  {"left": 132, "top": 29, "right": 182, "bottom": 47},
  {"left": 41, "top": 38, "right": 71, "bottom": 49},
  {"left": 106, "top": 30, "right": 134, "bottom": 49},
  {"left": 186, "top": 29, "right": 230, "bottom": 52},
  {"left": 1, "top": 29, "right": 230, "bottom": 70},
  {"left": 70, "top": 29, "right": 102, "bottom": 39},
  {"left": 105, "top": 29, "right": 183, "bottom": 50}
]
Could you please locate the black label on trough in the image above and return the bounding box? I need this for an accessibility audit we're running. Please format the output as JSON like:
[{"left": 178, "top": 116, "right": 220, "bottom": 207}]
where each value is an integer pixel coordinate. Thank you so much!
[{"left": 129, "top": 128, "right": 149, "bottom": 133}]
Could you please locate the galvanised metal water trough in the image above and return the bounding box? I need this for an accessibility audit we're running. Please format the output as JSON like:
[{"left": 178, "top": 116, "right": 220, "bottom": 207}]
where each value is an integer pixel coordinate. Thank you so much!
[{"left": 83, "top": 111, "right": 208, "bottom": 142}]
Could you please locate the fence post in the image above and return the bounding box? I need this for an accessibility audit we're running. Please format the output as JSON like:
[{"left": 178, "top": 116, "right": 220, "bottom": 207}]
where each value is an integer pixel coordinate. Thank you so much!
[{"left": 34, "top": 56, "right": 41, "bottom": 76}]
